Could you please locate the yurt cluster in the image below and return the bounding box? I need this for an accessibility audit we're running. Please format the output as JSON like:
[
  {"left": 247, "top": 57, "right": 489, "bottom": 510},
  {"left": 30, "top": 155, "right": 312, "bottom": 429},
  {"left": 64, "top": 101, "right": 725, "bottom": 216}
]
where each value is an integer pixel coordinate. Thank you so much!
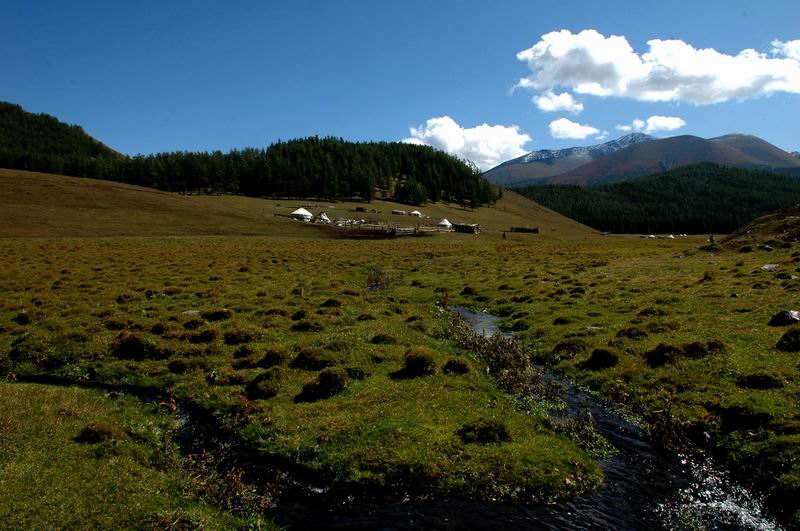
[{"left": 288, "top": 206, "right": 466, "bottom": 234}]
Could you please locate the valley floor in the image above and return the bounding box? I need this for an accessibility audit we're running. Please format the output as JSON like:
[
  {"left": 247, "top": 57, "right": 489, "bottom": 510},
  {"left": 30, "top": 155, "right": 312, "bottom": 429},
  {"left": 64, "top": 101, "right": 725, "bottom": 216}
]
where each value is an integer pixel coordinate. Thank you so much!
[{"left": 1, "top": 231, "right": 798, "bottom": 528}]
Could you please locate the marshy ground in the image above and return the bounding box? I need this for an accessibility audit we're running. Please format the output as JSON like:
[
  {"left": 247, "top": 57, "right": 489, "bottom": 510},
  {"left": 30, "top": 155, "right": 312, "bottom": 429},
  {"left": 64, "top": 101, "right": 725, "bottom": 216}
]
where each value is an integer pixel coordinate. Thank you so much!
[{"left": 0, "top": 170, "right": 798, "bottom": 528}]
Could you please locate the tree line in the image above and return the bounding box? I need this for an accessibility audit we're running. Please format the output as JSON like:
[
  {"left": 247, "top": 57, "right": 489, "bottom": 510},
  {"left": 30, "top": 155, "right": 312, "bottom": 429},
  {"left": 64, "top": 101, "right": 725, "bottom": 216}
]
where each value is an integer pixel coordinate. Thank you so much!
[
  {"left": 0, "top": 102, "right": 499, "bottom": 207},
  {"left": 519, "top": 163, "right": 800, "bottom": 234}
]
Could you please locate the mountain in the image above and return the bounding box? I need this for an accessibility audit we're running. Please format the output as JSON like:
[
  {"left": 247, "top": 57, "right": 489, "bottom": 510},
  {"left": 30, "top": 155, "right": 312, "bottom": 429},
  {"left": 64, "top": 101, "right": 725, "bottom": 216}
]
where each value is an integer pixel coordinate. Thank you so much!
[
  {"left": 517, "top": 163, "right": 800, "bottom": 234},
  {"left": 0, "top": 101, "right": 120, "bottom": 159},
  {"left": 483, "top": 133, "right": 654, "bottom": 187},
  {"left": 791, "top": 151, "right": 800, "bottom": 159},
  {"left": 486, "top": 133, "right": 800, "bottom": 188}
]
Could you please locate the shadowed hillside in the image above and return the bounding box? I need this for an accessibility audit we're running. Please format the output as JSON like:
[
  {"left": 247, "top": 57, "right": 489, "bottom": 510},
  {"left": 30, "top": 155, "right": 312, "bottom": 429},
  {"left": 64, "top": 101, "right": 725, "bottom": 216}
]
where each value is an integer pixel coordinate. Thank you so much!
[{"left": 519, "top": 163, "right": 800, "bottom": 234}]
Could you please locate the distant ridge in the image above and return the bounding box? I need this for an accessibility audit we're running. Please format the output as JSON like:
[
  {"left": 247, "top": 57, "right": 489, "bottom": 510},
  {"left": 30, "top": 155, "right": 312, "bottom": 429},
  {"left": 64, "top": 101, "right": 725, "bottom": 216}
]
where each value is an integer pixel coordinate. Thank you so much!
[
  {"left": 483, "top": 133, "right": 653, "bottom": 187},
  {"left": 485, "top": 132, "right": 800, "bottom": 188}
]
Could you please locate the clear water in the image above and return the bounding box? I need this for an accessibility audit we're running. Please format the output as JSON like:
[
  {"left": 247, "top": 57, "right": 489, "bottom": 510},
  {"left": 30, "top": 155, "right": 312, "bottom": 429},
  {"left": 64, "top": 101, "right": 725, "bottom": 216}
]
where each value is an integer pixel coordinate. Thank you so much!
[{"left": 175, "top": 307, "right": 782, "bottom": 530}]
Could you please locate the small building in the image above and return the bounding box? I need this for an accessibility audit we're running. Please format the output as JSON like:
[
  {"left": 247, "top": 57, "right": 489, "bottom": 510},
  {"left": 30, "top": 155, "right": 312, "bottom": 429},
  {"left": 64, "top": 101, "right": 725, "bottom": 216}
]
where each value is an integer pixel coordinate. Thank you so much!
[
  {"left": 452, "top": 223, "right": 481, "bottom": 234},
  {"left": 437, "top": 218, "right": 452, "bottom": 229},
  {"left": 290, "top": 207, "right": 313, "bottom": 222},
  {"left": 409, "top": 210, "right": 423, "bottom": 217}
]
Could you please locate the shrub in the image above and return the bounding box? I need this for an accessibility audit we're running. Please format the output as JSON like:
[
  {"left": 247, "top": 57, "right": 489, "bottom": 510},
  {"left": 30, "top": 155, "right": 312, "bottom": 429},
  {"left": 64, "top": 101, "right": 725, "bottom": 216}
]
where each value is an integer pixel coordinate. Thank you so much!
[
  {"left": 12, "top": 311, "right": 31, "bottom": 325},
  {"left": 289, "top": 347, "right": 334, "bottom": 371},
  {"left": 224, "top": 330, "right": 255, "bottom": 346},
  {"left": 75, "top": 422, "right": 124, "bottom": 444},
  {"left": 206, "top": 369, "right": 245, "bottom": 386},
  {"left": 682, "top": 341, "right": 709, "bottom": 359},
  {"left": 637, "top": 307, "right": 669, "bottom": 317},
  {"left": 256, "top": 348, "right": 289, "bottom": 368},
  {"left": 233, "top": 345, "right": 256, "bottom": 359},
  {"left": 188, "top": 328, "right": 218, "bottom": 344},
  {"left": 645, "top": 343, "right": 682, "bottom": 368},
  {"left": 201, "top": 308, "right": 232, "bottom": 321},
  {"left": 552, "top": 339, "right": 588, "bottom": 359},
  {"left": 295, "top": 368, "right": 348, "bottom": 403},
  {"left": 290, "top": 320, "right": 324, "bottom": 333},
  {"left": 776, "top": 329, "right": 800, "bottom": 352},
  {"left": 391, "top": 348, "right": 437, "bottom": 379},
  {"left": 371, "top": 334, "right": 397, "bottom": 345},
  {"left": 616, "top": 327, "right": 647, "bottom": 340},
  {"left": 736, "top": 373, "right": 785, "bottom": 389},
  {"left": 507, "top": 320, "right": 530, "bottom": 332},
  {"left": 345, "top": 367, "right": 370, "bottom": 380},
  {"left": 9, "top": 334, "right": 75, "bottom": 370},
  {"left": 245, "top": 369, "right": 282, "bottom": 400},
  {"left": 111, "top": 332, "right": 164, "bottom": 361},
  {"left": 443, "top": 358, "right": 470, "bottom": 375},
  {"left": 578, "top": 349, "right": 619, "bottom": 371},
  {"left": 167, "top": 359, "right": 188, "bottom": 374},
  {"left": 183, "top": 318, "right": 205, "bottom": 330},
  {"left": 457, "top": 419, "right": 512, "bottom": 444}
]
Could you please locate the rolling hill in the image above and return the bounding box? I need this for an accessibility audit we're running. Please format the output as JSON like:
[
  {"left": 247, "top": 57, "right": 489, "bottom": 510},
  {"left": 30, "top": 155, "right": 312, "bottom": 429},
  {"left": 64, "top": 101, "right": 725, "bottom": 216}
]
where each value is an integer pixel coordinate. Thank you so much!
[
  {"left": 0, "top": 168, "right": 594, "bottom": 238},
  {"left": 486, "top": 133, "right": 800, "bottom": 188},
  {"left": 0, "top": 101, "right": 120, "bottom": 159}
]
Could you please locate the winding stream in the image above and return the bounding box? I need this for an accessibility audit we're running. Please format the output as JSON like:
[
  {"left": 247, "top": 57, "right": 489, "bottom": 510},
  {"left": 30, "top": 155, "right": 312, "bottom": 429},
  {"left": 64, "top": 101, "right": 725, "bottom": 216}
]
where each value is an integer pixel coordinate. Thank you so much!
[{"left": 174, "top": 307, "right": 782, "bottom": 530}]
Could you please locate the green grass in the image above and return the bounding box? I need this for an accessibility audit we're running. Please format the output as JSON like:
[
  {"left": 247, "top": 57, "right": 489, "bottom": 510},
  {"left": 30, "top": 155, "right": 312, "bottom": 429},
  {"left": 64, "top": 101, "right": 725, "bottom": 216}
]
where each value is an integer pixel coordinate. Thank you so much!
[
  {"left": 0, "top": 382, "right": 276, "bottom": 529},
  {"left": 1, "top": 169, "right": 798, "bottom": 527}
]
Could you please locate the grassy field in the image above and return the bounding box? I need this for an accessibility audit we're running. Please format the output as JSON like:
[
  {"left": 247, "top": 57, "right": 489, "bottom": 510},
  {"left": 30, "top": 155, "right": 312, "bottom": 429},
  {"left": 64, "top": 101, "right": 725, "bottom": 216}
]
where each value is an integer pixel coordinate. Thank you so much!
[
  {"left": 1, "top": 169, "right": 798, "bottom": 528},
  {"left": 0, "top": 168, "right": 595, "bottom": 238},
  {"left": 0, "top": 382, "right": 275, "bottom": 529}
]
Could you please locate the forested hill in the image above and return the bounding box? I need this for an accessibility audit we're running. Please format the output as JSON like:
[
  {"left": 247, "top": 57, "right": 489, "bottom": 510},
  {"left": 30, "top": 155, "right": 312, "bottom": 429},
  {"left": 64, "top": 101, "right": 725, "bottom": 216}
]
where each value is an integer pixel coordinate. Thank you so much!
[
  {"left": 518, "top": 163, "right": 800, "bottom": 234},
  {"left": 0, "top": 102, "right": 120, "bottom": 159},
  {"left": 0, "top": 102, "right": 498, "bottom": 206}
]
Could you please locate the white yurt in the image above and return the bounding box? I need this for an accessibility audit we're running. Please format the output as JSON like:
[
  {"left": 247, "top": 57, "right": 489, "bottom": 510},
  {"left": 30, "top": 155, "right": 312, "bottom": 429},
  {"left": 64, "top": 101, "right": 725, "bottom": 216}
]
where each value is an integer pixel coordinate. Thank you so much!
[
  {"left": 290, "top": 207, "right": 313, "bottom": 222},
  {"left": 410, "top": 210, "right": 423, "bottom": 217},
  {"left": 437, "top": 218, "right": 452, "bottom": 229}
]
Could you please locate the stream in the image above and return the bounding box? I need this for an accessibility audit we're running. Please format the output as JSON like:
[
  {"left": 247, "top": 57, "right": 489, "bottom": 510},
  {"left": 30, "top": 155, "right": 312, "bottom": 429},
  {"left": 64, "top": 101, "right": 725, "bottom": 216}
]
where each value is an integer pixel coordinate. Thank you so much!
[{"left": 173, "top": 307, "right": 782, "bottom": 530}]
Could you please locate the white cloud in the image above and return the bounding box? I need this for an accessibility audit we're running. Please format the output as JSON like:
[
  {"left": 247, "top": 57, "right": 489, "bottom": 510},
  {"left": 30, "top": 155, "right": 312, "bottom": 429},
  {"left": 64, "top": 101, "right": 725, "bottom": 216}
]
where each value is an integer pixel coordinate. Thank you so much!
[
  {"left": 773, "top": 39, "right": 800, "bottom": 62},
  {"left": 516, "top": 29, "right": 800, "bottom": 105},
  {"left": 404, "top": 116, "right": 531, "bottom": 171},
  {"left": 548, "top": 118, "right": 601, "bottom": 139},
  {"left": 534, "top": 90, "right": 584, "bottom": 113},
  {"left": 615, "top": 115, "right": 686, "bottom": 134}
]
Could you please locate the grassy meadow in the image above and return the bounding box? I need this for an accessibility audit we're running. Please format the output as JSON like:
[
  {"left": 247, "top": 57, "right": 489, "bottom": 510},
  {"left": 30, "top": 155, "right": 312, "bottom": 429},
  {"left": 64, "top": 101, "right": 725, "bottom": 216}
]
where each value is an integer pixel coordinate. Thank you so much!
[{"left": 1, "top": 169, "right": 798, "bottom": 527}]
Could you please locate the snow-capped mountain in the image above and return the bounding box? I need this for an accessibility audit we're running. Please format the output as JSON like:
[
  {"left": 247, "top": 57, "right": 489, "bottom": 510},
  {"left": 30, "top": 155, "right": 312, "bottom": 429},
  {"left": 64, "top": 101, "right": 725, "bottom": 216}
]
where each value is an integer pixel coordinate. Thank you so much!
[{"left": 483, "top": 133, "right": 654, "bottom": 187}]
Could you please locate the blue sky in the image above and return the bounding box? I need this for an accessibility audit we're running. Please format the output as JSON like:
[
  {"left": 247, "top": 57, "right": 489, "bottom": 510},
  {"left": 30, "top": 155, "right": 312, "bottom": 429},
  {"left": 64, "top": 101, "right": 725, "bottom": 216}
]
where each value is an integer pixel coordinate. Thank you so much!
[{"left": 1, "top": 0, "right": 798, "bottom": 169}]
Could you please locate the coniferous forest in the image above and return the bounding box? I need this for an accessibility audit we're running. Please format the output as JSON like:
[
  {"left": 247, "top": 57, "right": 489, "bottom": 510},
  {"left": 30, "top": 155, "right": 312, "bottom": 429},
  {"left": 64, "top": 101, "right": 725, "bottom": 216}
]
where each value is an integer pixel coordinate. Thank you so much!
[
  {"left": 519, "top": 163, "right": 800, "bottom": 234},
  {"left": 0, "top": 102, "right": 499, "bottom": 206}
]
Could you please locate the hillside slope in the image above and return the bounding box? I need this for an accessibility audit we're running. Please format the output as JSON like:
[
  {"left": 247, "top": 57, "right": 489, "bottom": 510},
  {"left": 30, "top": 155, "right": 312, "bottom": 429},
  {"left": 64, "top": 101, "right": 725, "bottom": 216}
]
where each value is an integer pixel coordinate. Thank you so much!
[
  {"left": 519, "top": 163, "right": 800, "bottom": 234},
  {"left": 545, "top": 135, "right": 800, "bottom": 186},
  {"left": 0, "top": 168, "right": 594, "bottom": 238},
  {"left": 0, "top": 101, "right": 119, "bottom": 158},
  {"left": 483, "top": 133, "right": 653, "bottom": 187},
  {"left": 486, "top": 133, "right": 800, "bottom": 188},
  {"left": 723, "top": 203, "right": 800, "bottom": 248}
]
